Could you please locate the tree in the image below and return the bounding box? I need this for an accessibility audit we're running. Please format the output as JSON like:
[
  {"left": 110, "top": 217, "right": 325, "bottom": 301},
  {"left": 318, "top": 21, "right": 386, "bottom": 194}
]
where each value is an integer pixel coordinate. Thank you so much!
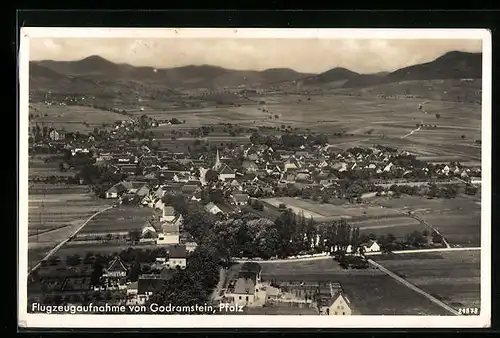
[
  {"left": 66, "top": 254, "right": 81, "bottom": 266},
  {"left": 128, "top": 229, "right": 141, "bottom": 242},
  {"left": 205, "top": 170, "right": 219, "bottom": 183},
  {"left": 127, "top": 261, "right": 141, "bottom": 282}
]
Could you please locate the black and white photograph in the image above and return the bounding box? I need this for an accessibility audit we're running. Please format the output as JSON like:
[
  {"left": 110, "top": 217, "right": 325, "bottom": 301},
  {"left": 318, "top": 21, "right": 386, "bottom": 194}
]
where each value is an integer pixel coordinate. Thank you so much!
[{"left": 18, "top": 28, "right": 491, "bottom": 328}]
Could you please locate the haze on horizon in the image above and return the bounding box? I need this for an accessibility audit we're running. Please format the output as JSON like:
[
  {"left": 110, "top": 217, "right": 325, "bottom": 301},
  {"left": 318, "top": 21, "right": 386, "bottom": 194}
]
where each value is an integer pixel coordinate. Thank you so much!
[{"left": 30, "top": 38, "right": 482, "bottom": 74}]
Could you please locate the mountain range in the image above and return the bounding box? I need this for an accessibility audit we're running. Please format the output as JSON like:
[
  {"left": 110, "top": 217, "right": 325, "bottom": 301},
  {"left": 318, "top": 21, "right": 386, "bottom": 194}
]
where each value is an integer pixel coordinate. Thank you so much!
[{"left": 29, "top": 51, "right": 482, "bottom": 93}]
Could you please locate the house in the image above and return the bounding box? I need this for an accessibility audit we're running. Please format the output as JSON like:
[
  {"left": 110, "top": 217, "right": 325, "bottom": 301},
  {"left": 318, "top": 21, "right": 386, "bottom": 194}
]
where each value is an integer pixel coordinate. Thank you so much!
[
  {"left": 105, "top": 183, "right": 128, "bottom": 199},
  {"left": 225, "top": 262, "right": 262, "bottom": 307},
  {"left": 218, "top": 164, "right": 236, "bottom": 181},
  {"left": 231, "top": 193, "right": 249, "bottom": 206},
  {"left": 242, "top": 161, "right": 259, "bottom": 173},
  {"left": 157, "top": 214, "right": 183, "bottom": 245},
  {"left": 442, "top": 165, "right": 450, "bottom": 175},
  {"left": 205, "top": 202, "right": 224, "bottom": 215},
  {"left": 383, "top": 162, "right": 394, "bottom": 172},
  {"left": 319, "top": 291, "right": 352, "bottom": 316},
  {"left": 166, "top": 245, "right": 187, "bottom": 269},
  {"left": 49, "top": 129, "right": 65, "bottom": 141},
  {"left": 103, "top": 256, "right": 128, "bottom": 278},
  {"left": 130, "top": 270, "right": 175, "bottom": 305},
  {"left": 161, "top": 206, "right": 176, "bottom": 223},
  {"left": 361, "top": 240, "right": 380, "bottom": 253}
]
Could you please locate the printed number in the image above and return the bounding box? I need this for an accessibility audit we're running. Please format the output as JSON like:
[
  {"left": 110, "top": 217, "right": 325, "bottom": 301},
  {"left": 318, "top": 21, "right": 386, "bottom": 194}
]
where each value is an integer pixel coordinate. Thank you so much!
[{"left": 459, "top": 308, "right": 479, "bottom": 315}]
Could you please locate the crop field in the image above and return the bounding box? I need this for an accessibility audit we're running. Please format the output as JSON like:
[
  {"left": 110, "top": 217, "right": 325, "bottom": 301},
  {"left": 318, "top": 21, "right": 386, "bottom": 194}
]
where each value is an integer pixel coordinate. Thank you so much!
[
  {"left": 352, "top": 217, "right": 424, "bottom": 238},
  {"left": 367, "top": 195, "right": 481, "bottom": 247},
  {"left": 29, "top": 103, "right": 129, "bottom": 133},
  {"left": 29, "top": 156, "right": 76, "bottom": 178},
  {"left": 78, "top": 205, "right": 153, "bottom": 235},
  {"left": 28, "top": 185, "right": 112, "bottom": 235},
  {"left": 258, "top": 259, "right": 449, "bottom": 315},
  {"left": 263, "top": 197, "right": 404, "bottom": 221},
  {"left": 374, "top": 250, "right": 481, "bottom": 310},
  {"left": 27, "top": 184, "right": 113, "bottom": 267}
]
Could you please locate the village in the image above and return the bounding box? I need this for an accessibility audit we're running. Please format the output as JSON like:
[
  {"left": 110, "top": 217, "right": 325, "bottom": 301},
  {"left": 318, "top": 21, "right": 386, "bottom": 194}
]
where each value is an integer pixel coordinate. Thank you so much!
[{"left": 26, "top": 111, "right": 482, "bottom": 316}]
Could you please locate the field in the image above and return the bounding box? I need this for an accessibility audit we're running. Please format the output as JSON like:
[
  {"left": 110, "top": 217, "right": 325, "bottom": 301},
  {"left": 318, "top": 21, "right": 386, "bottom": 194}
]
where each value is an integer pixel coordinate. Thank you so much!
[
  {"left": 374, "top": 251, "right": 481, "bottom": 310},
  {"left": 29, "top": 155, "right": 76, "bottom": 178},
  {"left": 256, "top": 259, "right": 450, "bottom": 315},
  {"left": 262, "top": 197, "right": 405, "bottom": 221},
  {"left": 29, "top": 103, "right": 130, "bottom": 133},
  {"left": 77, "top": 205, "right": 153, "bottom": 235},
  {"left": 367, "top": 195, "right": 481, "bottom": 247},
  {"left": 27, "top": 184, "right": 114, "bottom": 267}
]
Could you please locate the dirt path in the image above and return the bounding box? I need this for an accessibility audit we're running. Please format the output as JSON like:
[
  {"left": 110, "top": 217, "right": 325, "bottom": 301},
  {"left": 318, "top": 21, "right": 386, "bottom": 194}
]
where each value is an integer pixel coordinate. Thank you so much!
[{"left": 367, "top": 258, "right": 460, "bottom": 315}]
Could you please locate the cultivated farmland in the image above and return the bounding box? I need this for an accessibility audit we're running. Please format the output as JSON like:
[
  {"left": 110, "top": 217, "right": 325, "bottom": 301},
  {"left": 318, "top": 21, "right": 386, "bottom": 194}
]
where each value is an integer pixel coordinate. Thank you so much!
[
  {"left": 373, "top": 250, "right": 481, "bottom": 311},
  {"left": 257, "top": 259, "right": 450, "bottom": 315},
  {"left": 262, "top": 197, "right": 405, "bottom": 221},
  {"left": 27, "top": 183, "right": 113, "bottom": 267},
  {"left": 77, "top": 205, "right": 153, "bottom": 236},
  {"left": 29, "top": 103, "right": 130, "bottom": 133},
  {"left": 367, "top": 195, "right": 481, "bottom": 247}
]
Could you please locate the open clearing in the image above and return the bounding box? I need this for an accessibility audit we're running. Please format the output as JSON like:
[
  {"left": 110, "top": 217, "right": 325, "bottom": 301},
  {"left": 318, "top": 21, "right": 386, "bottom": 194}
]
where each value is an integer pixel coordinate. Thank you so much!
[
  {"left": 374, "top": 250, "right": 480, "bottom": 310},
  {"left": 257, "top": 259, "right": 449, "bottom": 315}
]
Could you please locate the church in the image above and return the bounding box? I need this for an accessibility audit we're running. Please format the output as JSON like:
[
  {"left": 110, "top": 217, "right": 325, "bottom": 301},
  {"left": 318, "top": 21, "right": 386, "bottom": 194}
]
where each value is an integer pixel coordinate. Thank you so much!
[{"left": 213, "top": 149, "right": 236, "bottom": 182}]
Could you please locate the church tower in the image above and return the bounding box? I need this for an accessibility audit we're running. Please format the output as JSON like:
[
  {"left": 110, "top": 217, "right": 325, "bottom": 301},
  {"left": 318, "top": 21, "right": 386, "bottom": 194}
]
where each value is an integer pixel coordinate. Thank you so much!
[{"left": 214, "top": 148, "right": 222, "bottom": 171}]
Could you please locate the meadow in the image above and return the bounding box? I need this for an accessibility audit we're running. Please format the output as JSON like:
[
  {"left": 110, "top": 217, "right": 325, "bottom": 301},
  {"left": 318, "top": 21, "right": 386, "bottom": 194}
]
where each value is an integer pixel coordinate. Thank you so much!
[{"left": 374, "top": 250, "right": 481, "bottom": 310}]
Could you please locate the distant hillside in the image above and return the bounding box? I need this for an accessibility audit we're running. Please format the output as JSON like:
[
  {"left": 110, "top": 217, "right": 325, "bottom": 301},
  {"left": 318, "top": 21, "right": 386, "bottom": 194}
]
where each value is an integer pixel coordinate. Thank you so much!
[
  {"left": 343, "top": 51, "right": 482, "bottom": 88},
  {"left": 303, "top": 67, "right": 359, "bottom": 85},
  {"left": 31, "top": 56, "right": 313, "bottom": 89}
]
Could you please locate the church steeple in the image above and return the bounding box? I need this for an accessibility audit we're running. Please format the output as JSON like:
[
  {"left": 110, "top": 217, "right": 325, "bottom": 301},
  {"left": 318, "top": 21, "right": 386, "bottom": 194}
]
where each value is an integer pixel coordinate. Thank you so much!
[{"left": 214, "top": 148, "right": 222, "bottom": 171}]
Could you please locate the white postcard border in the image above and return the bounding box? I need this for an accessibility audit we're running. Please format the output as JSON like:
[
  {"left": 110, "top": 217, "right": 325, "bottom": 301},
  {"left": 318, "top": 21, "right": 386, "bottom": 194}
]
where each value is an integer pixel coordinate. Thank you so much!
[{"left": 18, "top": 27, "right": 492, "bottom": 329}]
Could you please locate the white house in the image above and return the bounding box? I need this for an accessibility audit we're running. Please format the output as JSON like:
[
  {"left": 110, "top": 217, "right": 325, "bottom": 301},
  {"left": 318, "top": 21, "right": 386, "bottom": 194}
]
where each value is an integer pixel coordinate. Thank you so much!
[
  {"left": 205, "top": 202, "right": 224, "bottom": 215},
  {"left": 232, "top": 193, "right": 249, "bottom": 206},
  {"left": 361, "top": 240, "right": 380, "bottom": 253},
  {"left": 442, "top": 165, "right": 450, "bottom": 175},
  {"left": 318, "top": 284, "right": 352, "bottom": 316},
  {"left": 157, "top": 214, "right": 183, "bottom": 245},
  {"left": 383, "top": 162, "right": 394, "bottom": 172},
  {"left": 166, "top": 245, "right": 187, "bottom": 269}
]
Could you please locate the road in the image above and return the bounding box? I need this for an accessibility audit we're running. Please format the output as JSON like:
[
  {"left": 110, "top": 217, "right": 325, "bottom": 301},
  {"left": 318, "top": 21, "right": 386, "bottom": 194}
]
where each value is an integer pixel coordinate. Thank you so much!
[
  {"left": 365, "top": 246, "right": 480, "bottom": 256},
  {"left": 28, "top": 205, "right": 116, "bottom": 274},
  {"left": 367, "top": 258, "right": 460, "bottom": 315},
  {"left": 234, "top": 246, "right": 480, "bottom": 263}
]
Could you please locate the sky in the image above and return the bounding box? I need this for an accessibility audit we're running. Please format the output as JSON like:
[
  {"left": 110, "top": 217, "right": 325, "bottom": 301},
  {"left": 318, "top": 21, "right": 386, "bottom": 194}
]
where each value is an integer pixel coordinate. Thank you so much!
[{"left": 30, "top": 38, "right": 482, "bottom": 74}]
